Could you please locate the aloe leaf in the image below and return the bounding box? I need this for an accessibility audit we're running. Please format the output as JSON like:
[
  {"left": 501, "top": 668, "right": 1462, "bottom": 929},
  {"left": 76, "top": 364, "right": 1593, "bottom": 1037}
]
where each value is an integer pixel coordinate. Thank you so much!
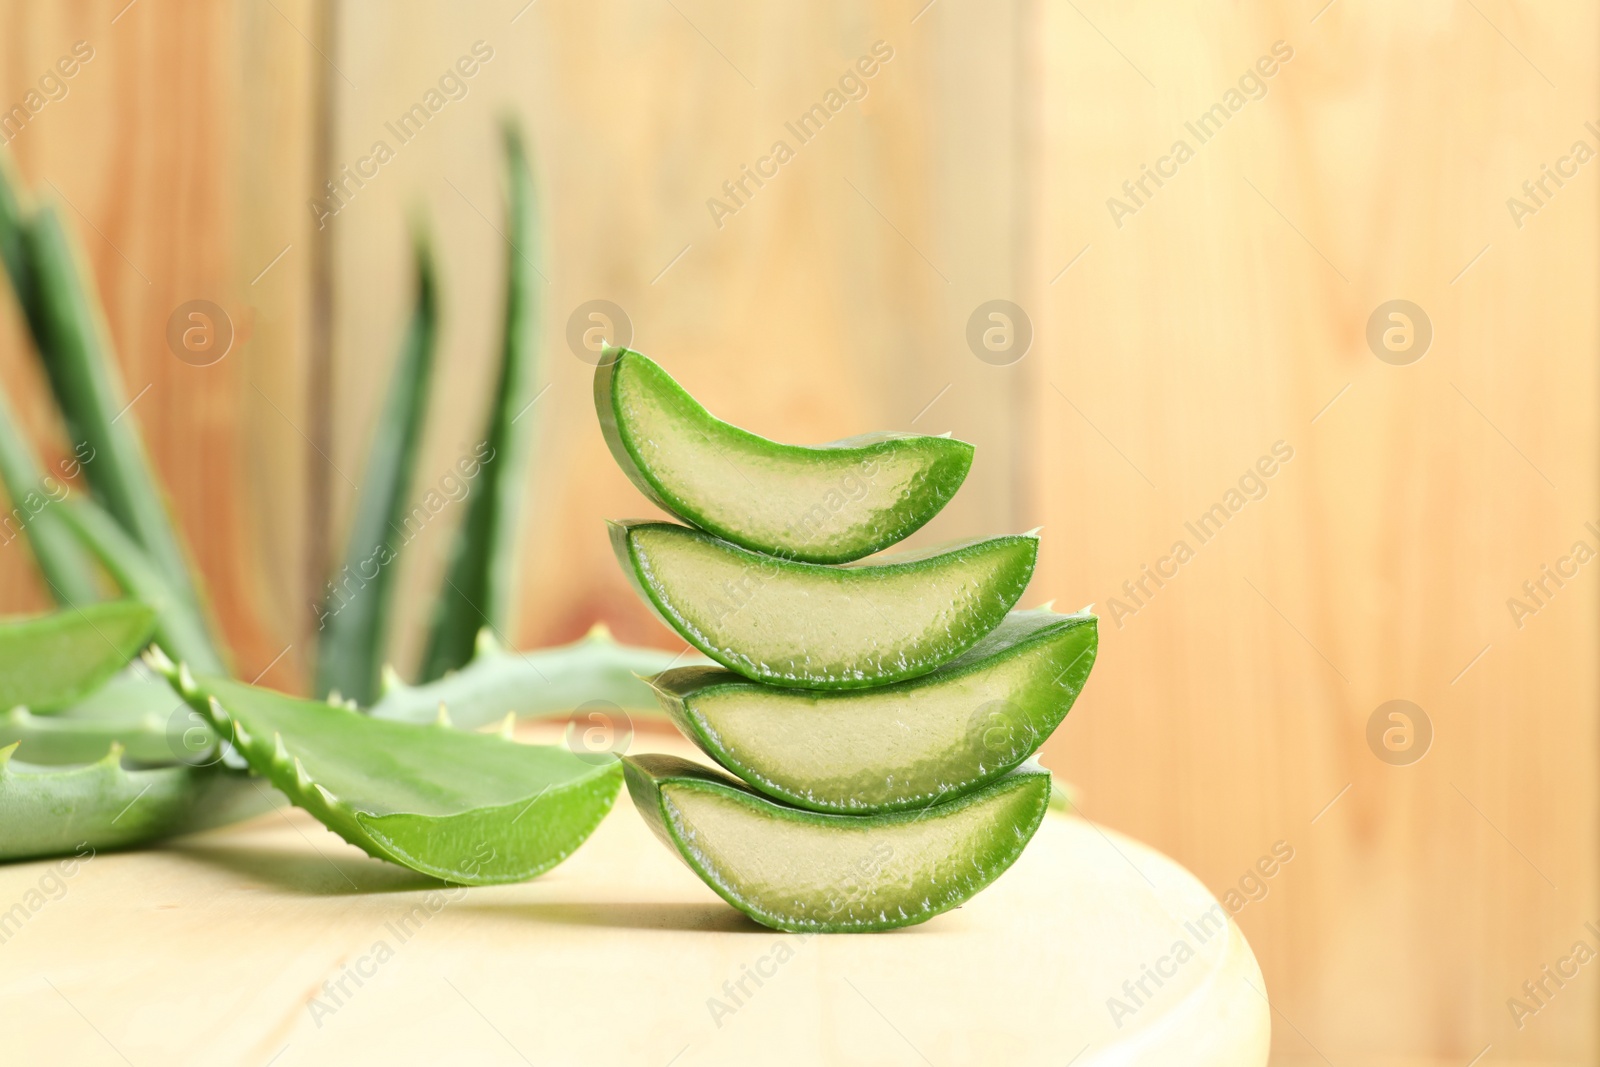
[
  {"left": 369, "top": 624, "right": 706, "bottom": 727},
  {"left": 610, "top": 520, "right": 1038, "bottom": 689},
  {"left": 155, "top": 654, "right": 621, "bottom": 885},
  {"left": 596, "top": 348, "right": 974, "bottom": 563},
  {"left": 0, "top": 153, "right": 41, "bottom": 336},
  {"left": 622, "top": 754, "right": 1052, "bottom": 932},
  {"left": 316, "top": 235, "right": 439, "bottom": 704},
  {"left": 0, "top": 601, "right": 154, "bottom": 712},
  {"left": 0, "top": 743, "right": 265, "bottom": 863},
  {"left": 0, "top": 390, "right": 102, "bottom": 605},
  {"left": 20, "top": 203, "right": 212, "bottom": 631},
  {"left": 0, "top": 659, "right": 214, "bottom": 764},
  {"left": 654, "top": 608, "right": 1096, "bottom": 814},
  {"left": 419, "top": 124, "right": 540, "bottom": 681},
  {"left": 53, "top": 499, "right": 225, "bottom": 676}
]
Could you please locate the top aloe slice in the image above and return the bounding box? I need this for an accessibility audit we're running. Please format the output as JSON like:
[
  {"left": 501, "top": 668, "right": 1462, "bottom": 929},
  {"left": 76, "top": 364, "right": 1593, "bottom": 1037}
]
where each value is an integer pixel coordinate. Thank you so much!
[
  {"left": 611, "top": 521, "right": 1037, "bottom": 689},
  {"left": 155, "top": 656, "right": 621, "bottom": 885},
  {"left": 652, "top": 608, "right": 1096, "bottom": 813},
  {"left": 595, "top": 349, "right": 973, "bottom": 564},
  {"left": 0, "top": 601, "right": 155, "bottom": 712}
]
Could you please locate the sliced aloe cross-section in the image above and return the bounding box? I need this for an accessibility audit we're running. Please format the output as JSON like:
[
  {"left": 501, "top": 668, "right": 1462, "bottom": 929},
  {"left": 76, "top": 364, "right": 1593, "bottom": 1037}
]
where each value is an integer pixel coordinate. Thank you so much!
[
  {"left": 155, "top": 654, "right": 621, "bottom": 885},
  {"left": 596, "top": 348, "right": 973, "bottom": 564},
  {"left": 653, "top": 608, "right": 1096, "bottom": 813},
  {"left": 611, "top": 521, "right": 1037, "bottom": 689},
  {"left": 623, "top": 754, "right": 1051, "bottom": 932}
]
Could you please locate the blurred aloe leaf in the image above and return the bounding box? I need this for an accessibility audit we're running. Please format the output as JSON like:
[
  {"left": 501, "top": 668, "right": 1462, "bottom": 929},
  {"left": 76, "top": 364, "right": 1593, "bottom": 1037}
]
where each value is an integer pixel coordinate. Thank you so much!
[
  {"left": 316, "top": 234, "right": 439, "bottom": 704},
  {"left": 0, "top": 388, "right": 101, "bottom": 605},
  {"left": 54, "top": 499, "right": 225, "bottom": 676},
  {"left": 0, "top": 661, "right": 209, "bottom": 765},
  {"left": 0, "top": 160, "right": 219, "bottom": 661},
  {"left": 0, "top": 742, "right": 265, "bottom": 862},
  {"left": 371, "top": 624, "right": 703, "bottom": 728},
  {"left": 0, "top": 600, "right": 154, "bottom": 712},
  {"left": 419, "top": 123, "right": 541, "bottom": 681}
]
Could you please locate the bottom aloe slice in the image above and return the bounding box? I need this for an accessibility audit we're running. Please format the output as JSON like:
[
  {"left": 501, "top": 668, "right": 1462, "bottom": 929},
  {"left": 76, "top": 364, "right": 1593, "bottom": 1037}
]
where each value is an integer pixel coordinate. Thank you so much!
[
  {"left": 623, "top": 754, "right": 1051, "bottom": 932},
  {"left": 653, "top": 608, "right": 1096, "bottom": 813},
  {"left": 156, "top": 654, "right": 621, "bottom": 885}
]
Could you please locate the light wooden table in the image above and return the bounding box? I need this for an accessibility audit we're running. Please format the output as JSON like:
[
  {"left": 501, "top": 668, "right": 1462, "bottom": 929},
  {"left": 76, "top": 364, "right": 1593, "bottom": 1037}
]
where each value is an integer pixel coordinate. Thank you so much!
[{"left": 0, "top": 732, "right": 1269, "bottom": 1066}]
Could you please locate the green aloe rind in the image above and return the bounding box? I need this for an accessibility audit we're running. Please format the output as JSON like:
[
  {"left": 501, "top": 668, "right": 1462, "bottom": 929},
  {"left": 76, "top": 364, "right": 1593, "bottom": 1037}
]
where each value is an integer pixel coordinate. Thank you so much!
[
  {"left": 0, "top": 600, "right": 155, "bottom": 712},
  {"left": 368, "top": 624, "right": 704, "bottom": 728},
  {"left": 595, "top": 348, "right": 974, "bottom": 564},
  {"left": 0, "top": 661, "right": 212, "bottom": 765},
  {"left": 19, "top": 202, "right": 212, "bottom": 633},
  {"left": 420, "top": 123, "right": 541, "bottom": 682},
  {"left": 154, "top": 651, "right": 621, "bottom": 885},
  {"left": 0, "top": 742, "right": 265, "bottom": 863},
  {"left": 609, "top": 519, "right": 1038, "bottom": 689},
  {"left": 652, "top": 608, "right": 1096, "bottom": 813},
  {"left": 0, "top": 388, "right": 101, "bottom": 606},
  {"left": 54, "top": 499, "right": 225, "bottom": 676},
  {"left": 317, "top": 233, "right": 439, "bottom": 704},
  {"left": 622, "top": 753, "right": 1051, "bottom": 932}
]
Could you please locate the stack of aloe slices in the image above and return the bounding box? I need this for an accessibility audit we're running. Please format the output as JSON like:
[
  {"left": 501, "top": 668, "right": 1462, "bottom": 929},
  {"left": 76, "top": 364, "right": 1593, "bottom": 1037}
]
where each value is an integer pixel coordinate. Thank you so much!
[{"left": 597, "top": 349, "right": 1098, "bottom": 932}]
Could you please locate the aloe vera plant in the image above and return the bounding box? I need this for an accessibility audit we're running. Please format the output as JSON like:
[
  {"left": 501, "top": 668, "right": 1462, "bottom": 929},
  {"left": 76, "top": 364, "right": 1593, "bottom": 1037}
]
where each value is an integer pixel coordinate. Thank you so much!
[
  {"left": 624, "top": 755, "right": 1051, "bottom": 932},
  {"left": 420, "top": 123, "right": 541, "bottom": 682},
  {"left": 611, "top": 519, "right": 1037, "bottom": 689},
  {"left": 369, "top": 624, "right": 698, "bottom": 728},
  {"left": 157, "top": 652, "right": 622, "bottom": 884},
  {"left": 0, "top": 600, "right": 154, "bottom": 711},
  {"left": 316, "top": 234, "right": 438, "bottom": 705},
  {"left": 0, "top": 127, "right": 675, "bottom": 874},
  {"left": 653, "top": 608, "right": 1096, "bottom": 813},
  {"left": 596, "top": 348, "right": 974, "bottom": 563}
]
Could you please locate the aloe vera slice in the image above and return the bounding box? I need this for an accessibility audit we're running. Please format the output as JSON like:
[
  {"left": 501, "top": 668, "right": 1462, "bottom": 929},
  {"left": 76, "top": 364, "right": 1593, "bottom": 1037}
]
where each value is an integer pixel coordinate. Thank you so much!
[
  {"left": 0, "top": 743, "right": 264, "bottom": 862},
  {"left": 595, "top": 349, "right": 974, "bottom": 564},
  {"left": 420, "top": 124, "right": 541, "bottom": 681},
  {"left": 156, "top": 656, "right": 621, "bottom": 885},
  {"left": 0, "top": 601, "right": 155, "bottom": 712},
  {"left": 623, "top": 754, "right": 1051, "bottom": 932},
  {"left": 55, "top": 499, "right": 225, "bottom": 676},
  {"left": 654, "top": 608, "right": 1096, "bottom": 813},
  {"left": 317, "top": 234, "right": 439, "bottom": 704},
  {"left": 610, "top": 521, "right": 1037, "bottom": 689},
  {"left": 368, "top": 625, "right": 704, "bottom": 728}
]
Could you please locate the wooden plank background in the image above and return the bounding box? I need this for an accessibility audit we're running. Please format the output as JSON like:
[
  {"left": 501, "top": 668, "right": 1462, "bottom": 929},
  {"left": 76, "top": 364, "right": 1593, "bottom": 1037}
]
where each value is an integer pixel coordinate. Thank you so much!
[{"left": 0, "top": 0, "right": 1594, "bottom": 1062}]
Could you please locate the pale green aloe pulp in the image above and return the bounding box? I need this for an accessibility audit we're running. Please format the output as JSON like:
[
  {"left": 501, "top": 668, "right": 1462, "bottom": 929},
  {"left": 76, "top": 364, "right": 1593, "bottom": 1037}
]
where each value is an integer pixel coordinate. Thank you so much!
[
  {"left": 610, "top": 520, "right": 1038, "bottom": 689},
  {"left": 596, "top": 348, "right": 973, "bottom": 564},
  {"left": 653, "top": 608, "right": 1096, "bottom": 813},
  {"left": 623, "top": 754, "right": 1051, "bottom": 932}
]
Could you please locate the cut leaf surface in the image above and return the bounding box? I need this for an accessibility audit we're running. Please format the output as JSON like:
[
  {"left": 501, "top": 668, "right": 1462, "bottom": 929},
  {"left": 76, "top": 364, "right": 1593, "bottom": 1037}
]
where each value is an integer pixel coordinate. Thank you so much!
[
  {"left": 596, "top": 348, "right": 973, "bottom": 563},
  {"left": 0, "top": 743, "right": 265, "bottom": 863},
  {"left": 623, "top": 754, "right": 1051, "bottom": 932},
  {"left": 160, "top": 661, "right": 621, "bottom": 884},
  {"left": 0, "top": 601, "right": 155, "bottom": 712},
  {"left": 369, "top": 625, "right": 706, "bottom": 727},
  {"left": 654, "top": 608, "right": 1096, "bottom": 813},
  {"left": 611, "top": 520, "right": 1037, "bottom": 688}
]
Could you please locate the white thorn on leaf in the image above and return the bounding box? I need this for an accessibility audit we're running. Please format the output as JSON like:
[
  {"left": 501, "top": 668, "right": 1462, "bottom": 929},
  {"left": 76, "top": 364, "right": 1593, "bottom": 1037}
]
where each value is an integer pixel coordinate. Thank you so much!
[
  {"left": 497, "top": 712, "right": 516, "bottom": 740},
  {"left": 313, "top": 783, "right": 339, "bottom": 807},
  {"left": 584, "top": 620, "right": 613, "bottom": 642},
  {"left": 474, "top": 628, "right": 501, "bottom": 658},
  {"left": 177, "top": 663, "right": 197, "bottom": 696},
  {"left": 434, "top": 702, "right": 452, "bottom": 728},
  {"left": 380, "top": 664, "right": 404, "bottom": 694}
]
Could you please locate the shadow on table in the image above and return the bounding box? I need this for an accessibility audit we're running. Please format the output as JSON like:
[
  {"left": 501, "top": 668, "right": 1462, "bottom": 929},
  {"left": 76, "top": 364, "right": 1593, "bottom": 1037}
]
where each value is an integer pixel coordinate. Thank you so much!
[
  {"left": 459, "top": 899, "right": 764, "bottom": 933},
  {"left": 164, "top": 841, "right": 441, "bottom": 895}
]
